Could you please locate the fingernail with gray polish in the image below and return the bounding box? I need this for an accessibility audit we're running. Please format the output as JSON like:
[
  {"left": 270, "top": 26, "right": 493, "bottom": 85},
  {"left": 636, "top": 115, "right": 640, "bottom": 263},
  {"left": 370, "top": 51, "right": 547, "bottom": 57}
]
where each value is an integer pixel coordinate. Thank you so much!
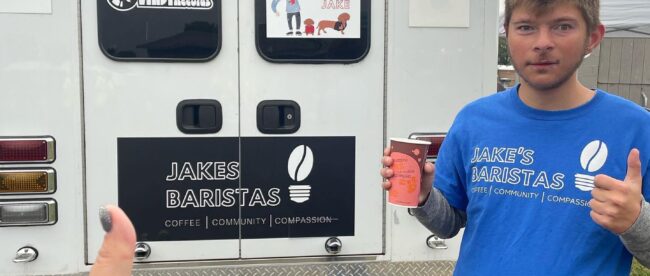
[{"left": 99, "top": 206, "right": 112, "bottom": 233}]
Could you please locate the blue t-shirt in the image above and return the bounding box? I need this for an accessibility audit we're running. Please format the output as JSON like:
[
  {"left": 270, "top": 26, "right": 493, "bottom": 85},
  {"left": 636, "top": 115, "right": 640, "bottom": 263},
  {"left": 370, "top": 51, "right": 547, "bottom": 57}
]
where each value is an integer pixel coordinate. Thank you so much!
[{"left": 435, "top": 85, "right": 650, "bottom": 275}]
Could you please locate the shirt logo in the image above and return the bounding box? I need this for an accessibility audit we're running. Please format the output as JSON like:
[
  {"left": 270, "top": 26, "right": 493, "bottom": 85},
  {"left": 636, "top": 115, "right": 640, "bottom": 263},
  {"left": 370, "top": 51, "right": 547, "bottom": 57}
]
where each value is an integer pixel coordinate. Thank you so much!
[
  {"left": 575, "top": 140, "right": 608, "bottom": 191},
  {"left": 107, "top": 0, "right": 214, "bottom": 12}
]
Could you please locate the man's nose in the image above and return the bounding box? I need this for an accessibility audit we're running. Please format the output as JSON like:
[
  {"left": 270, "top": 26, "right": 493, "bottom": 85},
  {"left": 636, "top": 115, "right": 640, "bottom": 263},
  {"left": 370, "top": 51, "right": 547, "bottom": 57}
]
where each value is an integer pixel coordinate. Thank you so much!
[{"left": 533, "top": 29, "right": 554, "bottom": 52}]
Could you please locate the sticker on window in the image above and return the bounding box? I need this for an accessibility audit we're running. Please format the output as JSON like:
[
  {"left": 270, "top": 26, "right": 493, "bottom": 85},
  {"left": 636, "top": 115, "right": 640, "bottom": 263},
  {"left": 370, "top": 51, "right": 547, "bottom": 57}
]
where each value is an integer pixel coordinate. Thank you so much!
[
  {"left": 98, "top": 0, "right": 222, "bottom": 61},
  {"left": 106, "top": 0, "right": 214, "bottom": 11},
  {"left": 266, "top": 0, "right": 360, "bottom": 39}
]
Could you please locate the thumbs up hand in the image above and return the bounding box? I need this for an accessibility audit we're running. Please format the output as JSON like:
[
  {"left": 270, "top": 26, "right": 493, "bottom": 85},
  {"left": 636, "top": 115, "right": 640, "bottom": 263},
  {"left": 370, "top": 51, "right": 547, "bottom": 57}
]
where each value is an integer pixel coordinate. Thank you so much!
[
  {"left": 90, "top": 205, "right": 136, "bottom": 276},
  {"left": 590, "top": 149, "right": 644, "bottom": 234}
]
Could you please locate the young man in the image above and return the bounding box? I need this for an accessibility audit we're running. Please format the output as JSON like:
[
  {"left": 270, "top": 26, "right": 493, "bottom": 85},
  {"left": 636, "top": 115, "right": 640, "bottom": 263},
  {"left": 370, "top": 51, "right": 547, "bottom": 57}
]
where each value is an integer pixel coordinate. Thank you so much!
[{"left": 382, "top": 0, "right": 650, "bottom": 274}]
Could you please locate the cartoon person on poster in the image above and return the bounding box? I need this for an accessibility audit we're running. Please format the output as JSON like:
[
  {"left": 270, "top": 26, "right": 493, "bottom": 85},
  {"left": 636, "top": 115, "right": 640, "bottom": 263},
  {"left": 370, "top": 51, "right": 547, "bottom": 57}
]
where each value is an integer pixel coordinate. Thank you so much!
[{"left": 272, "top": 0, "right": 302, "bottom": 36}]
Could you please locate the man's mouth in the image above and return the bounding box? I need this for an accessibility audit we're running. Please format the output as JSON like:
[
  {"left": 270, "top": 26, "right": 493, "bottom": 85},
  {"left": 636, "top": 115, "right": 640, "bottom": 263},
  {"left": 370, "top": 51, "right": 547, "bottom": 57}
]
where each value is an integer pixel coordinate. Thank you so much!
[{"left": 528, "top": 60, "right": 559, "bottom": 67}]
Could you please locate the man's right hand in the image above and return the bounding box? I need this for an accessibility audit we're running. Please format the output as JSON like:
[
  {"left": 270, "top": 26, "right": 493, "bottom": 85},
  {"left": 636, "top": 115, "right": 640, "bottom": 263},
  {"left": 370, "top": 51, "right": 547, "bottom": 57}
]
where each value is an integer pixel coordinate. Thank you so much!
[{"left": 380, "top": 147, "right": 435, "bottom": 205}]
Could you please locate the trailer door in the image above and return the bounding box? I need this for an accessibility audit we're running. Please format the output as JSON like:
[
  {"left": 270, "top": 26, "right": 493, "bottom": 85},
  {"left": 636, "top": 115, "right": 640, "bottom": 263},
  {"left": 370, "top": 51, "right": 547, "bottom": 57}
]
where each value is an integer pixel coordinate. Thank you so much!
[
  {"left": 83, "top": 0, "right": 240, "bottom": 262},
  {"left": 238, "top": 0, "right": 383, "bottom": 258},
  {"left": 84, "top": 0, "right": 383, "bottom": 262}
]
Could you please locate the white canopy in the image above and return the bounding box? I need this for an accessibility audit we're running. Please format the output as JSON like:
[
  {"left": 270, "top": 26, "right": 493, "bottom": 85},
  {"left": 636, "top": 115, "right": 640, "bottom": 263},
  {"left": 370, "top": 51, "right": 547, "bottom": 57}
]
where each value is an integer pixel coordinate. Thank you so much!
[
  {"left": 602, "top": 0, "right": 650, "bottom": 29},
  {"left": 498, "top": 0, "right": 650, "bottom": 37},
  {"left": 601, "top": 0, "right": 650, "bottom": 36}
]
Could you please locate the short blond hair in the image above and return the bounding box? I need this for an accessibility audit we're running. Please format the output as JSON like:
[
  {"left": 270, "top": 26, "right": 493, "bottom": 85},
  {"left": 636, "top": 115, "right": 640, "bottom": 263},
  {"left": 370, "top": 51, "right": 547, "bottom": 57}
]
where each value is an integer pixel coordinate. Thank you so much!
[{"left": 504, "top": 0, "right": 600, "bottom": 34}]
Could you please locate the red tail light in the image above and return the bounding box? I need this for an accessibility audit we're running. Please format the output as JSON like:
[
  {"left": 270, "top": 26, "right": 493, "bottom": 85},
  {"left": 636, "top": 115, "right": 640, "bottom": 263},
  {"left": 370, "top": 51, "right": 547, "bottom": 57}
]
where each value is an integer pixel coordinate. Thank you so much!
[
  {"left": 0, "top": 137, "right": 55, "bottom": 163},
  {"left": 409, "top": 133, "right": 446, "bottom": 161}
]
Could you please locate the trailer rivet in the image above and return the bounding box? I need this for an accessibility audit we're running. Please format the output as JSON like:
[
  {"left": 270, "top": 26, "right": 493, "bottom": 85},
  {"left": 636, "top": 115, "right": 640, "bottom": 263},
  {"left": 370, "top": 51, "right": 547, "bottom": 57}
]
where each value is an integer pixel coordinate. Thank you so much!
[
  {"left": 13, "top": 247, "right": 38, "bottom": 263},
  {"left": 426, "top": 235, "right": 448, "bottom": 250},
  {"left": 325, "top": 237, "right": 342, "bottom": 254},
  {"left": 134, "top": 242, "right": 151, "bottom": 260}
]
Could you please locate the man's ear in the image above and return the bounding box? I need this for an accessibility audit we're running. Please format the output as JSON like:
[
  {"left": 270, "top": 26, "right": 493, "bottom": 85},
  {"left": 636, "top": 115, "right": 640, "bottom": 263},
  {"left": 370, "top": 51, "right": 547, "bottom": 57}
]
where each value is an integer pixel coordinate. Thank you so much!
[{"left": 587, "top": 24, "right": 605, "bottom": 54}]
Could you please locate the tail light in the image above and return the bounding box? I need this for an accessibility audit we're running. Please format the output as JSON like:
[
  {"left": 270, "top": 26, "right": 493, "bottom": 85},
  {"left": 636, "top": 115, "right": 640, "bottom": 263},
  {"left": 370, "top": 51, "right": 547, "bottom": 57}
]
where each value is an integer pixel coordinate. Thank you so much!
[
  {"left": 0, "top": 200, "right": 57, "bottom": 226},
  {"left": 0, "top": 169, "right": 56, "bottom": 194},
  {"left": 0, "top": 137, "right": 55, "bottom": 163},
  {"left": 409, "top": 133, "right": 446, "bottom": 162}
]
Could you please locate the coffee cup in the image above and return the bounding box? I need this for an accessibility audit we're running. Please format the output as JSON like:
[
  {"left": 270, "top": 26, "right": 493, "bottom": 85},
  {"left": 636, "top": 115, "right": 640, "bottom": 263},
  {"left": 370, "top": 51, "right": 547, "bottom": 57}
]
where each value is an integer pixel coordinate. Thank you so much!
[{"left": 387, "top": 138, "right": 431, "bottom": 207}]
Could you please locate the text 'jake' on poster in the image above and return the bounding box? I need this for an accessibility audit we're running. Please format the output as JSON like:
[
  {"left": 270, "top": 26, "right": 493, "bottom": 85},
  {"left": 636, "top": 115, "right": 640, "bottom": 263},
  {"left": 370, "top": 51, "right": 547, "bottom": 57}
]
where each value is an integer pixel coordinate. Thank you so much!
[{"left": 267, "top": 0, "right": 360, "bottom": 38}]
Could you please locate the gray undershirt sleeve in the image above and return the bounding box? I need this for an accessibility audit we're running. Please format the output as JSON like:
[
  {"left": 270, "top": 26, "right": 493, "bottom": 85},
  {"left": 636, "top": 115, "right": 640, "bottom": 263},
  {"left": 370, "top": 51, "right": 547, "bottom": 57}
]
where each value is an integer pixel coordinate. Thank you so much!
[
  {"left": 620, "top": 200, "right": 650, "bottom": 268},
  {"left": 410, "top": 187, "right": 467, "bottom": 239}
]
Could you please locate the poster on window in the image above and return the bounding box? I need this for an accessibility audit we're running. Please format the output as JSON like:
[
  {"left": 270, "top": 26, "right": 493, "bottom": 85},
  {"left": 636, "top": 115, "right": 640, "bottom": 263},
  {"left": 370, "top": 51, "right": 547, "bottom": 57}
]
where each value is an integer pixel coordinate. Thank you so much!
[{"left": 266, "top": 0, "right": 360, "bottom": 38}]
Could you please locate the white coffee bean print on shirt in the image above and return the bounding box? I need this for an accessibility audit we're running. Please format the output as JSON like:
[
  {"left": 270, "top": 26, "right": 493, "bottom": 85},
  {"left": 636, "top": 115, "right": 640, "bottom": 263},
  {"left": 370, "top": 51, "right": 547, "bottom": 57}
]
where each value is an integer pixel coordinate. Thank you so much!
[
  {"left": 288, "top": 145, "right": 314, "bottom": 182},
  {"left": 580, "top": 140, "right": 608, "bottom": 173}
]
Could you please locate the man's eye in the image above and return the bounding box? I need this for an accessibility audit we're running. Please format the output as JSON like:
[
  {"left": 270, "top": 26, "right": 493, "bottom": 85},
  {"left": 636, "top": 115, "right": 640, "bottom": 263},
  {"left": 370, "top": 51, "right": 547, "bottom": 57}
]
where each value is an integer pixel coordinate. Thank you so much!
[
  {"left": 517, "top": 25, "right": 533, "bottom": 31},
  {"left": 556, "top": 24, "right": 573, "bottom": 31}
]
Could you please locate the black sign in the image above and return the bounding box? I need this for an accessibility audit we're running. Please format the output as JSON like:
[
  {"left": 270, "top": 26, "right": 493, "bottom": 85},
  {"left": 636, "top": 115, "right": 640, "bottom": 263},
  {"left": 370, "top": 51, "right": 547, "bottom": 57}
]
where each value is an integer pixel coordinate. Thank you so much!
[
  {"left": 118, "top": 137, "right": 240, "bottom": 241},
  {"left": 240, "top": 137, "right": 355, "bottom": 238},
  {"left": 97, "top": 0, "right": 222, "bottom": 61},
  {"left": 118, "top": 137, "right": 355, "bottom": 241}
]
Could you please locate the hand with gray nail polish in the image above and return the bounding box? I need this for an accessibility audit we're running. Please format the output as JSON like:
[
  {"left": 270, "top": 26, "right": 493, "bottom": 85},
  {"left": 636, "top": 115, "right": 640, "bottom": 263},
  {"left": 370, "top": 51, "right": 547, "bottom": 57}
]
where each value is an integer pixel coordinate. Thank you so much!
[
  {"left": 99, "top": 206, "right": 112, "bottom": 233},
  {"left": 90, "top": 205, "right": 136, "bottom": 276}
]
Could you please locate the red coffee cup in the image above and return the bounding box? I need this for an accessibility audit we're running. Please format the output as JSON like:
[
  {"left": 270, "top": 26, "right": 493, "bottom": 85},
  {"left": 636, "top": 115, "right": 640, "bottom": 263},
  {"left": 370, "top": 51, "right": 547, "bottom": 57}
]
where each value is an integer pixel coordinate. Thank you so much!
[{"left": 388, "top": 138, "right": 431, "bottom": 207}]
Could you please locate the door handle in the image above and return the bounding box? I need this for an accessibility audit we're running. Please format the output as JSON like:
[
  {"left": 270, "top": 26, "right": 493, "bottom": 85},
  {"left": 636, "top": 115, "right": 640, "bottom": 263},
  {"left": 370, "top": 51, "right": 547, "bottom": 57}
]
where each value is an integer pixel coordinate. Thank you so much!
[
  {"left": 176, "top": 99, "right": 222, "bottom": 134},
  {"left": 257, "top": 100, "right": 300, "bottom": 134}
]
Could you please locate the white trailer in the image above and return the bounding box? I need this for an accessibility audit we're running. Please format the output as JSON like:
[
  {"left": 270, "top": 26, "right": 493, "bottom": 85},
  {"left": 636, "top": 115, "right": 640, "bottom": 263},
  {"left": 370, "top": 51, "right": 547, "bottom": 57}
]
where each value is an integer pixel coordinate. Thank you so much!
[{"left": 0, "top": 0, "right": 497, "bottom": 274}]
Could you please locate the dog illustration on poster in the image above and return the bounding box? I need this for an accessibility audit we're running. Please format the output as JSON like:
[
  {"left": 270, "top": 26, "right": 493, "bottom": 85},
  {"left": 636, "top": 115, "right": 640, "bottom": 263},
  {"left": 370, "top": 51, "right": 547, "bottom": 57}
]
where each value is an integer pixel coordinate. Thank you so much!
[
  {"left": 266, "top": 0, "right": 359, "bottom": 39},
  {"left": 304, "top": 18, "right": 315, "bottom": 36},
  {"left": 317, "top": 12, "right": 351, "bottom": 35},
  {"left": 271, "top": 0, "right": 303, "bottom": 36}
]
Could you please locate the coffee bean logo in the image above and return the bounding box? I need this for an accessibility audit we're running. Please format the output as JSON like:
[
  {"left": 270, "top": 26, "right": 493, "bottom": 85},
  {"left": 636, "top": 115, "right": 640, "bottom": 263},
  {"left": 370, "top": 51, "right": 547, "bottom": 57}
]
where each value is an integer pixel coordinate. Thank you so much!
[
  {"left": 580, "top": 140, "right": 608, "bottom": 173},
  {"left": 288, "top": 145, "right": 314, "bottom": 182}
]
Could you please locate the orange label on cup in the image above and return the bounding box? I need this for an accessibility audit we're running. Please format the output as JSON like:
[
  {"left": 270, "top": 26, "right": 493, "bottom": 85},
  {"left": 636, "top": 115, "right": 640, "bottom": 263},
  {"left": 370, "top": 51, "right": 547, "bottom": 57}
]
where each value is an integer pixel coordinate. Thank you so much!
[{"left": 388, "top": 152, "right": 422, "bottom": 207}]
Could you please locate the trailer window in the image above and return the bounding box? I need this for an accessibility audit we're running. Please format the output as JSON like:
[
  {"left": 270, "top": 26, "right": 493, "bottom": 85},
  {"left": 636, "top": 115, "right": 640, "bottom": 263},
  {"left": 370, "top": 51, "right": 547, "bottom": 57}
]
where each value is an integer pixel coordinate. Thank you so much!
[
  {"left": 255, "top": 0, "right": 371, "bottom": 63},
  {"left": 97, "top": 0, "right": 222, "bottom": 61}
]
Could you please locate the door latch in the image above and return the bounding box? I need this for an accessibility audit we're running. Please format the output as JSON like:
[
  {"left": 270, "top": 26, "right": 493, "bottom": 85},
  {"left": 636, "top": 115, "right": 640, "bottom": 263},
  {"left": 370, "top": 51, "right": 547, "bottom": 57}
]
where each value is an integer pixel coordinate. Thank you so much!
[
  {"left": 176, "top": 99, "right": 222, "bottom": 134},
  {"left": 257, "top": 100, "right": 300, "bottom": 134}
]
